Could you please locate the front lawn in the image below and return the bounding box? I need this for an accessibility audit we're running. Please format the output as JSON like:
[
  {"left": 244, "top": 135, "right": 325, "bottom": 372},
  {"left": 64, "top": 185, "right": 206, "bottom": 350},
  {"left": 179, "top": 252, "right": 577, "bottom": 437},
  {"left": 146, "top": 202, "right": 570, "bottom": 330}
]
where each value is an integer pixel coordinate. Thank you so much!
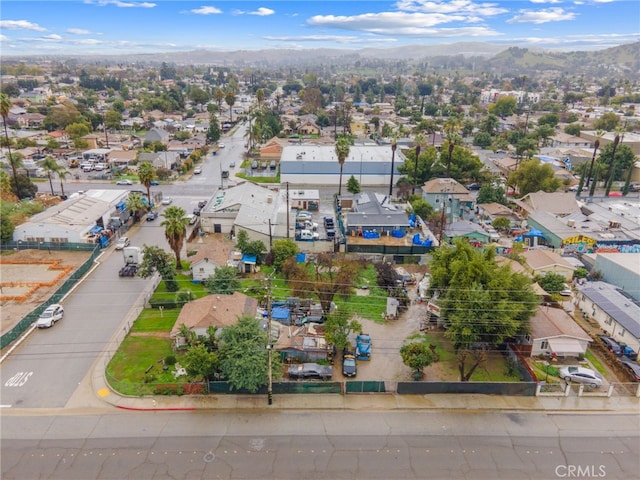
[
  {"left": 106, "top": 335, "right": 186, "bottom": 396},
  {"left": 131, "top": 308, "right": 178, "bottom": 333}
]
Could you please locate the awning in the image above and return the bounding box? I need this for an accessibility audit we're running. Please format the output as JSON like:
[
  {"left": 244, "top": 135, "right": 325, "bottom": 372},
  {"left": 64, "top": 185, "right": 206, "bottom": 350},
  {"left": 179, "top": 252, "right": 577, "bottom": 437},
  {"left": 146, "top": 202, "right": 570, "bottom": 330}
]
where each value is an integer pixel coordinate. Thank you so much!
[{"left": 547, "top": 337, "right": 585, "bottom": 354}]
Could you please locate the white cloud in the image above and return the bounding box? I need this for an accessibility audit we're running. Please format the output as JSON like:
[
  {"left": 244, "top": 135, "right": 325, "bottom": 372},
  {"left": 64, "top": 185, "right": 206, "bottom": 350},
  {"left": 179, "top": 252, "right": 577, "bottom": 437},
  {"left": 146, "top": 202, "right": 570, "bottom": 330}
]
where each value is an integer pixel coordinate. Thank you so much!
[
  {"left": 307, "top": 11, "right": 502, "bottom": 38},
  {"left": 0, "top": 20, "right": 46, "bottom": 31},
  {"left": 249, "top": 7, "right": 275, "bottom": 16},
  {"left": 263, "top": 34, "right": 394, "bottom": 44},
  {"left": 394, "top": 1, "right": 508, "bottom": 16},
  {"left": 530, "top": 0, "right": 561, "bottom": 4},
  {"left": 0, "top": 34, "right": 9, "bottom": 41},
  {"left": 41, "top": 34, "right": 63, "bottom": 42},
  {"left": 67, "top": 28, "right": 91, "bottom": 35},
  {"left": 84, "top": 0, "right": 156, "bottom": 8},
  {"left": 187, "top": 6, "right": 222, "bottom": 15},
  {"left": 507, "top": 7, "right": 576, "bottom": 24}
]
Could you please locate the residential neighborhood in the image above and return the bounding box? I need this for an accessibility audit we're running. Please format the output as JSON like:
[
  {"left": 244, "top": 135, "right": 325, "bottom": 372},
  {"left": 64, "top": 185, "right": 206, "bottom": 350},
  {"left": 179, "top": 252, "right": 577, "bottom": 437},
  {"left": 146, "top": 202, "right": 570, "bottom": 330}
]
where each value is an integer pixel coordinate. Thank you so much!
[{"left": 1, "top": 0, "right": 640, "bottom": 476}]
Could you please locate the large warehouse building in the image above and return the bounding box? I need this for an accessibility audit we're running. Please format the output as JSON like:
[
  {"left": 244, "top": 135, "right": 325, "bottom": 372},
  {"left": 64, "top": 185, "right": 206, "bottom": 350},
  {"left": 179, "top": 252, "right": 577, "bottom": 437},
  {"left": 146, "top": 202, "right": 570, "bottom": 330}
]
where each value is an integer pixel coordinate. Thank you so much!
[{"left": 280, "top": 144, "right": 405, "bottom": 186}]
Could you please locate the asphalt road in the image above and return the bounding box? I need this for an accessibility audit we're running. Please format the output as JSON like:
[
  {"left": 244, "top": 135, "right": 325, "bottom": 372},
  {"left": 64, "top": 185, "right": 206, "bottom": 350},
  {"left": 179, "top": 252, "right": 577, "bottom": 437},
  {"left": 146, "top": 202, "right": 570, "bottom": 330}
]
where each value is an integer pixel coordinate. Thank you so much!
[{"left": 2, "top": 410, "right": 638, "bottom": 479}]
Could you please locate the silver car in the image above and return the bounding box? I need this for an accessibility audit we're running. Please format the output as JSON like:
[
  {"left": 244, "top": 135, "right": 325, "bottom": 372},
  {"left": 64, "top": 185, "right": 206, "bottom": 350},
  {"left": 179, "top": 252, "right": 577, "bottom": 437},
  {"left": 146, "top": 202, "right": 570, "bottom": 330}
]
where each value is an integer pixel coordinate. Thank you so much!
[
  {"left": 36, "top": 304, "right": 64, "bottom": 328},
  {"left": 558, "top": 366, "right": 603, "bottom": 387}
]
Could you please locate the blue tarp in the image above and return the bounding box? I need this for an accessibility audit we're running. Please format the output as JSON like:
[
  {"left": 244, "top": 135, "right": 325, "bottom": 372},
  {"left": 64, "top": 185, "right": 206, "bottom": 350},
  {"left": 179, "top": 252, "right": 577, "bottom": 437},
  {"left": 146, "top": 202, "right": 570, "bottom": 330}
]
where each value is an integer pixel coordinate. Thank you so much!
[
  {"left": 391, "top": 229, "right": 404, "bottom": 238},
  {"left": 296, "top": 253, "right": 306, "bottom": 263},
  {"left": 524, "top": 228, "right": 545, "bottom": 238},
  {"left": 412, "top": 233, "right": 433, "bottom": 246},
  {"left": 241, "top": 254, "right": 257, "bottom": 264},
  {"left": 363, "top": 231, "right": 380, "bottom": 239},
  {"left": 89, "top": 225, "right": 103, "bottom": 235},
  {"left": 272, "top": 307, "right": 291, "bottom": 325},
  {"left": 409, "top": 213, "right": 417, "bottom": 227},
  {"left": 116, "top": 201, "right": 126, "bottom": 212}
]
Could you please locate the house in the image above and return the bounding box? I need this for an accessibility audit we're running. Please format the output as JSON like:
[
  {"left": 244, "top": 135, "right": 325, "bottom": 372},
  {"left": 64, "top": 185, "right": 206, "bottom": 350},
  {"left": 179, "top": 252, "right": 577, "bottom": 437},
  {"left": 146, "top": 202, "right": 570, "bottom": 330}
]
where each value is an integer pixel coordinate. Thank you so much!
[
  {"left": 143, "top": 127, "right": 170, "bottom": 145},
  {"left": 343, "top": 191, "right": 409, "bottom": 237},
  {"left": 477, "top": 202, "right": 523, "bottom": 226},
  {"left": 189, "top": 255, "right": 220, "bottom": 282},
  {"left": 443, "top": 220, "right": 492, "bottom": 245},
  {"left": 109, "top": 150, "right": 138, "bottom": 168},
  {"left": 298, "top": 120, "right": 321, "bottom": 136},
  {"left": 587, "top": 253, "right": 640, "bottom": 302},
  {"left": 258, "top": 138, "right": 287, "bottom": 159},
  {"left": 421, "top": 178, "right": 474, "bottom": 224},
  {"left": 576, "top": 282, "right": 640, "bottom": 356},
  {"left": 510, "top": 191, "right": 580, "bottom": 218},
  {"left": 521, "top": 249, "right": 576, "bottom": 280},
  {"left": 199, "top": 182, "right": 296, "bottom": 243},
  {"left": 523, "top": 306, "right": 592, "bottom": 357},
  {"left": 138, "top": 151, "right": 180, "bottom": 171},
  {"left": 290, "top": 189, "right": 320, "bottom": 212},
  {"left": 274, "top": 322, "right": 333, "bottom": 363},
  {"left": 169, "top": 292, "right": 259, "bottom": 348}
]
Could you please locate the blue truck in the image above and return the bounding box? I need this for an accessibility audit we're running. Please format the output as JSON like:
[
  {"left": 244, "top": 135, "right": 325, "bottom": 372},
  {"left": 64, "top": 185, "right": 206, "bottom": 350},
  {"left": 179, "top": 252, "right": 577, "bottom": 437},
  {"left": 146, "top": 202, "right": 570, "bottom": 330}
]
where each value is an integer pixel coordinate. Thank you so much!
[{"left": 356, "top": 333, "right": 371, "bottom": 361}]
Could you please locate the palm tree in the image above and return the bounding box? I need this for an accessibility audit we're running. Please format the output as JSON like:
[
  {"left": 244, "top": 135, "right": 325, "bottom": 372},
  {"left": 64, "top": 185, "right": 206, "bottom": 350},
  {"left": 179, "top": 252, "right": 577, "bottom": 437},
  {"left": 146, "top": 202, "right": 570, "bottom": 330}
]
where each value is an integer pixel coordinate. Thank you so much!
[
  {"left": 137, "top": 161, "right": 156, "bottom": 201},
  {"left": 57, "top": 168, "right": 69, "bottom": 198},
  {"left": 41, "top": 156, "right": 60, "bottom": 195},
  {"left": 411, "top": 133, "right": 427, "bottom": 195},
  {"left": 161, "top": 205, "right": 189, "bottom": 270},
  {"left": 225, "top": 91, "right": 236, "bottom": 123},
  {"left": 585, "top": 130, "right": 603, "bottom": 193},
  {"left": 604, "top": 133, "right": 621, "bottom": 196},
  {"left": 125, "top": 193, "right": 147, "bottom": 222},
  {"left": 213, "top": 88, "right": 225, "bottom": 112},
  {"left": 0, "top": 93, "right": 18, "bottom": 195},
  {"left": 335, "top": 137, "right": 351, "bottom": 196}
]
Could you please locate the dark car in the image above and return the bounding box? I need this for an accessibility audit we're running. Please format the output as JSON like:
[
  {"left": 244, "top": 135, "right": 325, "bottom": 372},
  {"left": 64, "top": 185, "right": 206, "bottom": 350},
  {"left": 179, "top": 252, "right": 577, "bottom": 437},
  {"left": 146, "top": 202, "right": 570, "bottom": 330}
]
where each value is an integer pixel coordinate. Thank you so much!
[
  {"left": 150, "top": 180, "right": 159, "bottom": 186},
  {"left": 198, "top": 200, "right": 207, "bottom": 209},
  {"left": 324, "top": 216, "right": 335, "bottom": 227},
  {"left": 597, "top": 335, "right": 622, "bottom": 356},
  {"left": 288, "top": 363, "right": 333, "bottom": 380},
  {"left": 193, "top": 207, "right": 201, "bottom": 216},
  {"left": 146, "top": 211, "right": 158, "bottom": 221},
  {"left": 342, "top": 353, "right": 357, "bottom": 377},
  {"left": 466, "top": 183, "right": 481, "bottom": 191},
  {"left": 619, "top": 358, "right": 640, "bottom": 381}
]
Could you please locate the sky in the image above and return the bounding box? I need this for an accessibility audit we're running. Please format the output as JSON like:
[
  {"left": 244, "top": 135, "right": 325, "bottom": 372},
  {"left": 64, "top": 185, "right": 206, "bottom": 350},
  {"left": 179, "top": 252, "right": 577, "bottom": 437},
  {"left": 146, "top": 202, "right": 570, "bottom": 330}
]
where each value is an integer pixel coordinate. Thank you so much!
[{"left": 0, "top": 0, "right": 638, "bottom": 56}]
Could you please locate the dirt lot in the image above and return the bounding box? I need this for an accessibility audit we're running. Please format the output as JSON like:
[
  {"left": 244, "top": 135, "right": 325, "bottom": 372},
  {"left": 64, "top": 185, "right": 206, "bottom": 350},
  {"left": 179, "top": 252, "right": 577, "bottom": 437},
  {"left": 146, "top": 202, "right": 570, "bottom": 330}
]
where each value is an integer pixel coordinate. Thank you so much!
[{"left": 0, "top": 249, "right": 91, "bottom": 335}]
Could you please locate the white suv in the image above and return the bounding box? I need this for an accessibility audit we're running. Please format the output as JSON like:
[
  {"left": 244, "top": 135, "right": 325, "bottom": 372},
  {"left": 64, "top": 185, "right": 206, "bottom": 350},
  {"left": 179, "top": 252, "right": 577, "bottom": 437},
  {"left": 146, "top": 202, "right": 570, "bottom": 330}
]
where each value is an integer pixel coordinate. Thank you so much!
[{"left": 36, "top": 304, "right": 64, "bottom": 328}]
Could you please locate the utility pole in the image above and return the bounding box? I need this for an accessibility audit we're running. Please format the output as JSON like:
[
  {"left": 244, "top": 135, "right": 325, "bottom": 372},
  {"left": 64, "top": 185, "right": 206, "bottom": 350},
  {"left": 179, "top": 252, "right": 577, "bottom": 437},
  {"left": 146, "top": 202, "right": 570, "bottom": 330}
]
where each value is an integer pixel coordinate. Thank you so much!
[
  {"left": 266, "top": 276, "right": 273, "bottom": 405},
  {"left": 268, "top": 218, "right": 273, "bottom": 249},
  {"left": 286, "top": 182, "right": 290, "bottom": 239},
  {"left": 438, "top": 142, "right": 455, "bottom": 245}
]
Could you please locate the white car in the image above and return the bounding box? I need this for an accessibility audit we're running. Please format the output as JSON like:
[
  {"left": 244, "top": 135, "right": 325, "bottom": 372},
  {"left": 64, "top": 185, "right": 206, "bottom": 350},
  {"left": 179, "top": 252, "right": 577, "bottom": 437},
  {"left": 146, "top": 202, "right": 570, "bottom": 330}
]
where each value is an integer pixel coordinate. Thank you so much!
[
  {"left": 218, "top": 142, "right": 225, "bottom": 148},
  {"left": 161, "top": 197, "right": 173, "bottom": 205},
  {"left": 116, "top": 179, "right": 132, "bottom": 185},
  {"left": 193, "top": 167, "right": 202, "bottom": 174},
  {"left": 36, "top": 304, "right": 64, "bottom": 328},
  {"left": 115, "top": 236, "right": 130, "bottom": 250},
  {"left": 558, "top": 366, "right": 603, "bottom": 387}
]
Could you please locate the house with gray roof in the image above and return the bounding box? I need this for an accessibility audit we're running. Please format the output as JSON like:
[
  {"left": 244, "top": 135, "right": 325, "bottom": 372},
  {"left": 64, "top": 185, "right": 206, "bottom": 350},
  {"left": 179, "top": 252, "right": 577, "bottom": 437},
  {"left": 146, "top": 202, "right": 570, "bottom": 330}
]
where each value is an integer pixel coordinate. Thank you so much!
[
  {"left": 523, "top": 306, "right": 592, "bottom": 358},
  {"left": 143, "top": 127, "right": 170, "bottom": 145},
  {"left": 343, "top": 191, "right": 409, "bottom": 237},
  {"left": 576, "top": 281, "right": 640, "bottom": 356}
]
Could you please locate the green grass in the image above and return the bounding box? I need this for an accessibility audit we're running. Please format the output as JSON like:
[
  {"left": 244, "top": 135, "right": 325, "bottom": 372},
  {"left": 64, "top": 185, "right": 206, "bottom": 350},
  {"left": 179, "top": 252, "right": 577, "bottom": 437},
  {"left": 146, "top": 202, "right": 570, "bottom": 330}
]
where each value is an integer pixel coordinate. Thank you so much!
[
  {"left": 106, "top": 335, "right": 183, "bottom": 395},
  {"left": 150, "top": 274, "right": 209, "bottom": 303},
  {"left": 130, "top": 308, "right": 179, "bottom": 333},
  {"left": 236, "top": 172, "right": 280, "bottom": 183},
  {"left": 585, "top": 349, "right": 606, "bottom": 375}
]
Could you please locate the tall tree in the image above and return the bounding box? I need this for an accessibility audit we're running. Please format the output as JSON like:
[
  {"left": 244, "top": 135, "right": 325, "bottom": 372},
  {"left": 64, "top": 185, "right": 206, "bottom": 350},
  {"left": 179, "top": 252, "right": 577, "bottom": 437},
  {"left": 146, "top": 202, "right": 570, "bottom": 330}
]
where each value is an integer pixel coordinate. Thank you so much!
[
  {"left": 225, "top": 91, "right": 236, "bottom": 122},
  {"left": 335, "top": 137, "right": 351, "bottom": 196},
  {"left": 219, "top": 316, "right": 279, "bottom": 393},
  {"left": 161, "top": 205, "right": 189, "bottom": 270},
  {"left": 125, "top": 192, "right": 147, "bottom": 222},
  {"left": 0, "top": 93, "right": 18, "bottom": 195},
  {"left": 137, "top": 244, "right": 178, "bottom": 291},
  {"left": 324, "top": 311, "right": 362, "bottom": 352},
  {"left": 508, "top": 158, "right": 561, "bottom": 196},
  {"left": 206, "top": 113, "right": 221, "bottom": 144},
  {"left": 40, "top": 156, "right": 60, "bottom": 195},
  {"left": 430, "top": 240, "right": 538, "bottom": 381},
  {"left": 412, "top": 133, "right": 428, "bottom": 194},
  {"left": 137, "top": 162, "right": 156, "bottom": 200},
  {"left": 56, "top": 167, "right": 69, "bottom": 198}
]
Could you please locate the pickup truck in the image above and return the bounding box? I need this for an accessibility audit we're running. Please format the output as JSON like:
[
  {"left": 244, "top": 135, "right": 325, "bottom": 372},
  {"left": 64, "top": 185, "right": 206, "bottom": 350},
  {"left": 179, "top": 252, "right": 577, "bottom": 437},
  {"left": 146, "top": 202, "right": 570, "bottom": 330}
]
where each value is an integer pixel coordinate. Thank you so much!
[{"left": 287, "top": 363, "right": 333, "bottom": 380}]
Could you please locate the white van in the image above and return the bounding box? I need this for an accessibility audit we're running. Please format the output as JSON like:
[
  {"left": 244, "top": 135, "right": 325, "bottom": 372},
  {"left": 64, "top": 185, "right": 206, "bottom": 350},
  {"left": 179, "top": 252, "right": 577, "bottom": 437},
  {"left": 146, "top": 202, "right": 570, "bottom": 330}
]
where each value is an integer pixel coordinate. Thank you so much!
[{"left": 185, "top": 214, "right": 198, "bottom": 225}]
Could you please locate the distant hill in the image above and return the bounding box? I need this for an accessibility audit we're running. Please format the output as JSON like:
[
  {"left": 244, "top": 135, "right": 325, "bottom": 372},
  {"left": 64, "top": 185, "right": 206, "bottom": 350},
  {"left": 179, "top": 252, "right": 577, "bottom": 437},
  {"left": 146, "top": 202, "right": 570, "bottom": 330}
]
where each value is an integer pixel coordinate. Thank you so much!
[{"left": 4, "top": 41, "right": 639, "bottom": 78}]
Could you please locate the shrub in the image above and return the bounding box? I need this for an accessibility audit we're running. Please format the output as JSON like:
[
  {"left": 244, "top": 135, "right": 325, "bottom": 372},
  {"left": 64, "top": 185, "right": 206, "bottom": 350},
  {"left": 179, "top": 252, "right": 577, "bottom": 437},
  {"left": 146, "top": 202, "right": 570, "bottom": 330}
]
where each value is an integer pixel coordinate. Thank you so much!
[
  {"left": 165, "top": 355, "right": 177, "bottom": 366},
  {"left": 149, "top": 297, "right": 177, "bottom": 309}
]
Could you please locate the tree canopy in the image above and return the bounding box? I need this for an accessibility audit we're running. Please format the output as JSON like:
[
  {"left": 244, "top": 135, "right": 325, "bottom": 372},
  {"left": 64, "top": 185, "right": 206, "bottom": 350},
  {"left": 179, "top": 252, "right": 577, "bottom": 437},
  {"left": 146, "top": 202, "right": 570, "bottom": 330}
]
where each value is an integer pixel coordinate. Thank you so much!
[
  {"left": 204, "top": 266, "right": 241, "bottom": 295},
  {"left": 508, "top": 158, "right": 562, "bottom": 196}
]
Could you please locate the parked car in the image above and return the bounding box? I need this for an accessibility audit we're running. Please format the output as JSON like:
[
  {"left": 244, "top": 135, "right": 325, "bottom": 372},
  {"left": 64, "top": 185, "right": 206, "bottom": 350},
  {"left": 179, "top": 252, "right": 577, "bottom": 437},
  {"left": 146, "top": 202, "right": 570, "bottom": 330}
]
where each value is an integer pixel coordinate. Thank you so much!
[
  {"left": 287, "top": 363, "right": 333, "bottom": 380},
  {"left": 198, "top": 200, "right": 207, "bottom": 209},
  {"left": 193, "top": 167, "right": 202, "bottom": 174},
  {"left": 324, "top": 216, "right": 335, "bottom": 227},
  {"left": 146, "top": 211, "right": 158, "bottom": 221},
  {"left": 466, "top": 183, "right": 480, "bottom": 191},
  {"left": 342, "top": 353, "right": 357, "bottom": 377},
  {"left": 229, "top": 160, "right": 236, "bottom": 168},
  {"left": 558, "top": 366, "right": 603, "bottom": 387},
  {"left": 619, "top": 358, "right": 640, "bottom": 381},
  {"left": 186, "top": 214, "right": 198, "bottom": 225},
  {"left": 161, "top": 197, "right": 173, "bottom": 205},
  {"left": 150, "top": 180, "right": 159, "bottom": 186},
  {"left": 115, "top": 236, "right": 130, "bottom": 250},
  {"left": 629, "top": 182, "right": 640, "bottom": 192},
  {"left": 36, "top": 304, "right": 64, "bottom": 328},
  {"left": 296, "top": 210, "right": 313, "bottom": 221},
  {"left": 218, "top": 142, "right": 225, "bottom": 148},
  {"left": 193, "top": 207, "right": 201, "bottom": 216},
  {"left": 597, "top": 335, "right": 623, "bottom": 356},
  {"left": 116, "top": 179, "right": 132, "bottom": 185},
  {"left": 568, "top": 184, "right": 587, "bottom": 192}
]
